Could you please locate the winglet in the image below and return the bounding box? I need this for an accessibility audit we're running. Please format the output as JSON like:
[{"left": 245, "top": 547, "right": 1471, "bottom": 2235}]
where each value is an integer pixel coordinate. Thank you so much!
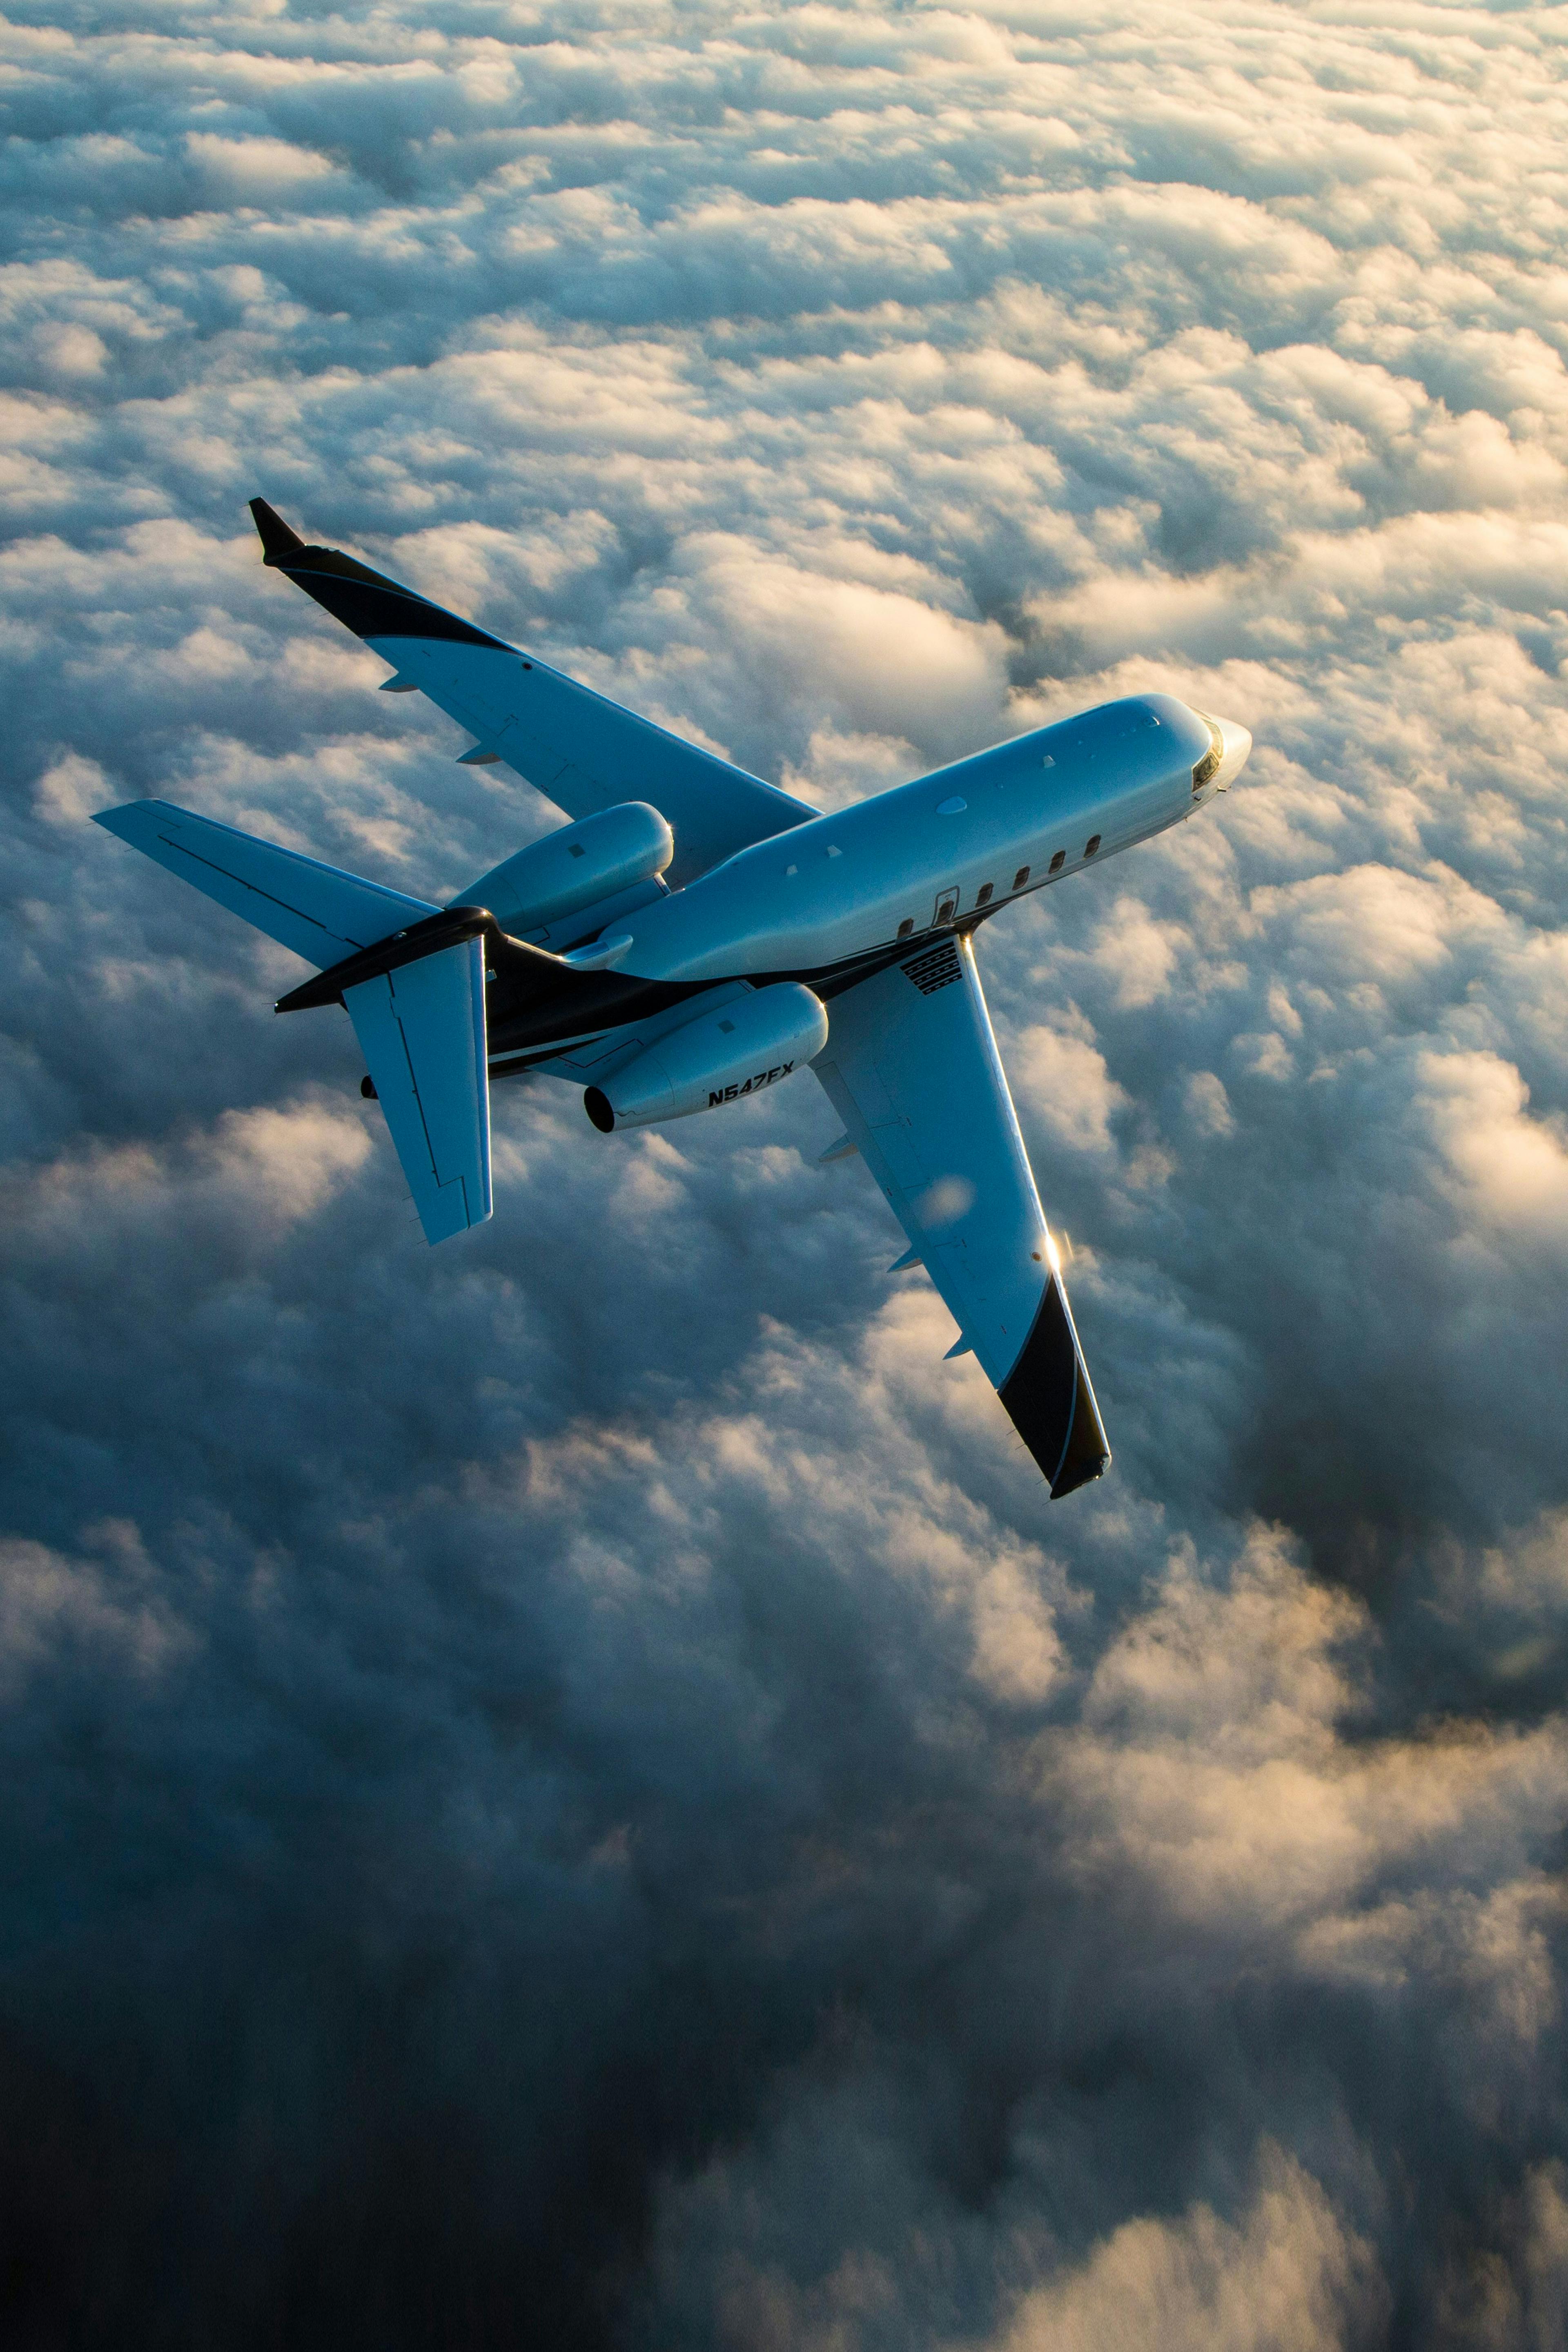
[
  {"left": 998, "top": 1278, "right": 1110, "bottom": 1499},
  {"left": 249, "top": 497, "right": 307, "bottom": 566}
]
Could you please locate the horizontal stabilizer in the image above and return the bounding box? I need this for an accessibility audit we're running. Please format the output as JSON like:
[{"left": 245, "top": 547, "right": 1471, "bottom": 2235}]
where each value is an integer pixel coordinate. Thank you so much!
[
  {"left": 346, "top": 937, "right": 492, "bottom": 1244},
  {"left": 95, "top": 801, "right": 437, "bottom": 968}
]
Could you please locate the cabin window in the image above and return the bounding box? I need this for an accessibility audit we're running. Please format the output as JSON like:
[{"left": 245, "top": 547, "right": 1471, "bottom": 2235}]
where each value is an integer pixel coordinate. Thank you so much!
[
  {"left": 936, "top": 891, "right": 958, "bottom": 924},
  {"left": 976, "top": 882, "right": 993, "bottom": 907},
  {"left": 1085, "top": 834, "right": 1101, "bottom": 857},
  {"left": 897, "top": 918, "right": 914, "bottom": 939},
  {"left": 1049, "top": 850, "right": 1065, "bottom": 874},
  {"left": 1013, "top": 866, "right": 1030, "bottom": 890}
]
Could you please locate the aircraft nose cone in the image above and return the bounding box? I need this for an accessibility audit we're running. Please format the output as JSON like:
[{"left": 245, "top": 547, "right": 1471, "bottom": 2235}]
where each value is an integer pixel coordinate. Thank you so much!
[{"left": 1210, "top": 715, "right": 1252, "bottom": 791}]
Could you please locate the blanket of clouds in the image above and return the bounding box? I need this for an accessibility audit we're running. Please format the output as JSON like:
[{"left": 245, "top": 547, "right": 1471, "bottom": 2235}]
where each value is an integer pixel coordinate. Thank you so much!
[{"left": 4, "top": 0, "right": 1568, "bottom": 2341}]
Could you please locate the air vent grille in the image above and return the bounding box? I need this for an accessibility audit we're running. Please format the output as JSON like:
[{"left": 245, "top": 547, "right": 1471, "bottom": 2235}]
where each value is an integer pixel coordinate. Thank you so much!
[{"left": 902, "top": 941, "right": 962, "bottom": 996}]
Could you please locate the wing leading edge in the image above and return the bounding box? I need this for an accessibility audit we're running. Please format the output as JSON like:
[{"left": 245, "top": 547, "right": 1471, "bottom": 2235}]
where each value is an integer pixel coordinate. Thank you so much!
[
  {"left": 247, "top": 499, "right": 816, "bottom": 888},
  {"left": 814, "top": 936, "right": 1109, "bottom": 1497}
]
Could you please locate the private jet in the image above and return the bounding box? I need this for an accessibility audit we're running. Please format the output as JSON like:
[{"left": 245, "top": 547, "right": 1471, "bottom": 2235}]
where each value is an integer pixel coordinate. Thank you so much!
[{"left": 96, "top": 500, "right": 1251, "bottom": 1495}]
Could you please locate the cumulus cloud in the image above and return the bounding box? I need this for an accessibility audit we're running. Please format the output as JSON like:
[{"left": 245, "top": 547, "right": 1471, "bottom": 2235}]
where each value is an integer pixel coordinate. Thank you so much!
[
  {"left": 2, "top": 0, "right": 1568, "bottom": 2342},
  {"left": 983, "top": 2146, "right": 1385, "bottom": 2352}
]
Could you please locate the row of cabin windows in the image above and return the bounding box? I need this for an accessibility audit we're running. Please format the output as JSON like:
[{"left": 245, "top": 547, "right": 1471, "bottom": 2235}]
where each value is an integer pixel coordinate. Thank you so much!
[{"left": 894, "top": 835, "right": 1102, "bottom": 940}]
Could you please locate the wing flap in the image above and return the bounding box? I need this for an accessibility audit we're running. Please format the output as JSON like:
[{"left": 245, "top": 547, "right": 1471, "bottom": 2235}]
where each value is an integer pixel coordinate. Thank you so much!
[
  {"left": 346, "top": 938, "right": 492, "bottom": 1245},
  {"left": 814, "top": 935, "right": 1109, "bottom": 1495},
  {"left": 94, "top": 801, "right": 437, "bottom": 967}
]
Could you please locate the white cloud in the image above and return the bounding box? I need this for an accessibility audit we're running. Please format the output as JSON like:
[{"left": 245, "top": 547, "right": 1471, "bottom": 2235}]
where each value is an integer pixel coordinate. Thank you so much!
[
  {"left": 3, "top": 0, "right": 1568, "bottom": 2336},
  {"left": 1417, "top": 1050, "right": 1568, "bottom": 1250},
  {"left": 1043, "top": 1528, "right": 1568, "bottom": 1947},
  {"left": 982, "top": 2147, "right": 1383, "bottom": 2352},
  {"left": 1011, "top": 1013, "right": 1129, "bottom": 1157}
]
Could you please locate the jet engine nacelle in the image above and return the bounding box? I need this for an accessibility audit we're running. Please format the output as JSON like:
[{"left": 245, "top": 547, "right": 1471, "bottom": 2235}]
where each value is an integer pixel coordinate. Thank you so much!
[
  {"left": 459, "top": 802, "right": 673, "bottom": 935},
  {"left": 585, "top": 983, "right": 829, "bottom": 1132}
]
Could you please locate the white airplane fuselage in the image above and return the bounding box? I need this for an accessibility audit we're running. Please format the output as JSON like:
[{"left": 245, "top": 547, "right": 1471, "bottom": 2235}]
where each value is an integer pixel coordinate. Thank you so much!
[
  {"left": 621, "top": 691, "right": 1242, "bottom": 989},
  {"left": 475, "top": 693, "right": 1250, "bottom": 1097}
]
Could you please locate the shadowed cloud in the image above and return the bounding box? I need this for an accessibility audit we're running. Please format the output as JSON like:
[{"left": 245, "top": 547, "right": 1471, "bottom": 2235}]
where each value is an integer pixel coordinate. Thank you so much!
[{"left": 2, "top": 0, "right": 1568, "bottom": 2343}]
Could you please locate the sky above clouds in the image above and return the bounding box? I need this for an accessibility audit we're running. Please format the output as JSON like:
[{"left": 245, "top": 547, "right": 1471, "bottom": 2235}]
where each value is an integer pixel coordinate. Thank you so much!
[{"left": 4, "top": 0, "right": 1568, "bottom": 2342}]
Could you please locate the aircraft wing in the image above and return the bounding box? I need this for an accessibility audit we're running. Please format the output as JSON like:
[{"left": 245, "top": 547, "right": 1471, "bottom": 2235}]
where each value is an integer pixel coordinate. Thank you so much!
[
  {"left": 813, "top": 934, "right": 1110, "bottom": 1497},
  {"left": 248, "top": 499, "right": 817, "bottom": 889}
]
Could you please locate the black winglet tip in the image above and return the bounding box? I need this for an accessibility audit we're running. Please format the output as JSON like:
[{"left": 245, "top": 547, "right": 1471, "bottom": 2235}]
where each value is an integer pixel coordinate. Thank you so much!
[
  {"left": 249, "top": 497, "right": 306, "bottom": 566},
  {"left": 1050, "top": 1450, "right": 1110, "bottom": 1501}
]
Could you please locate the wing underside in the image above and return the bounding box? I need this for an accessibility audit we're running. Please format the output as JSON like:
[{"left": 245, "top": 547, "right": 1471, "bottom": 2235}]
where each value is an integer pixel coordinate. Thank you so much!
[
  {"left": 248, "top": 499, "right": 816, "bottom": 887},
  {"left": 814, "top": 935, "right": 1109, "bottom": 1497}
]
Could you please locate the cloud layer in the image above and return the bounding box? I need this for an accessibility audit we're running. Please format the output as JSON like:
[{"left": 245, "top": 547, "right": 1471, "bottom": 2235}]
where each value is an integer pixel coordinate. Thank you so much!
[{"left": 3, "top": 0, "right": 1568, "bottom": 2343}]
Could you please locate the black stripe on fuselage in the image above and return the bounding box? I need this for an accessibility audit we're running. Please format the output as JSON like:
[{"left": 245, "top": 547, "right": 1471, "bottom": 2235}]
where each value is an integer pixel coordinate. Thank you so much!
[{"left": 482, "top": 918, "right": 973, "bottom": 1067}]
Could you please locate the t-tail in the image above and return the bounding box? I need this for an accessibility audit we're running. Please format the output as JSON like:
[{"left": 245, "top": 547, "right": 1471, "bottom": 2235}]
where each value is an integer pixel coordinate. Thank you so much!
[{"left": 92, "top": 800, "right": 497, "bottom": 1243}]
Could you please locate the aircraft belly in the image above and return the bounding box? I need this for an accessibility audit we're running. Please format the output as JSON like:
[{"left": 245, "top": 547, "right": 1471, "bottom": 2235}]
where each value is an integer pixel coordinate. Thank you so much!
[{"left": 530, "top": 978, "right": 757, "bottom": 1080}]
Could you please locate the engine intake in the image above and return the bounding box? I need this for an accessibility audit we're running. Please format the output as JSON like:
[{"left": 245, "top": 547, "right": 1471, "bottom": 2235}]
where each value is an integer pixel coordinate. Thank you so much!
[{"left": 585, "top": 983, "right": 828, "bottom": 1131}]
